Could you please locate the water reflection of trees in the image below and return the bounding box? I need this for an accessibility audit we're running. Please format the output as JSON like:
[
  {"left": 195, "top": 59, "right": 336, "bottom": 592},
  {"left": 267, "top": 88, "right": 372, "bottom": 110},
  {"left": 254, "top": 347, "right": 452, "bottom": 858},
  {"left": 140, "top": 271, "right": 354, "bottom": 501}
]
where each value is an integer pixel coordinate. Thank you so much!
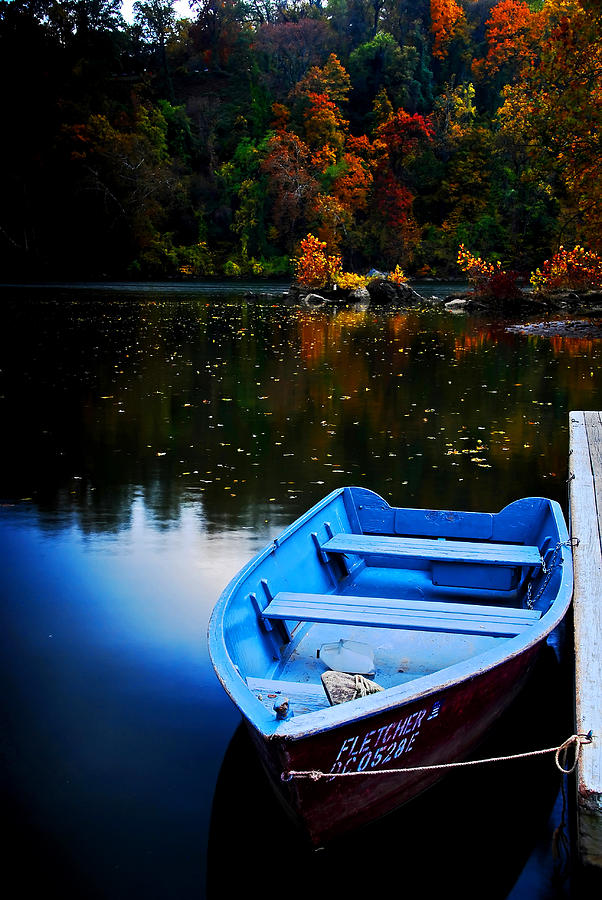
[{"left": 3, "top": 294, "right": 602, "bottom": 533}]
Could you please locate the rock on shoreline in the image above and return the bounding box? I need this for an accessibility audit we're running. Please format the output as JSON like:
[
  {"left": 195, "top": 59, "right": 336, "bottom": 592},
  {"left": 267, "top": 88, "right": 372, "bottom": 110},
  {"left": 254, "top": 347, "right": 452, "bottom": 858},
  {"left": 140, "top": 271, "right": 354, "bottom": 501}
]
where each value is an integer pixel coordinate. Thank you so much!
[
  {"left": 288, "top": 279, "right": 425, "bottom": 307},
  {"left": 441, "top": 287, "right": 602, "bottom": 315},
  {"left": 250, "top": 281, "right": 602, "bottom": 315}
]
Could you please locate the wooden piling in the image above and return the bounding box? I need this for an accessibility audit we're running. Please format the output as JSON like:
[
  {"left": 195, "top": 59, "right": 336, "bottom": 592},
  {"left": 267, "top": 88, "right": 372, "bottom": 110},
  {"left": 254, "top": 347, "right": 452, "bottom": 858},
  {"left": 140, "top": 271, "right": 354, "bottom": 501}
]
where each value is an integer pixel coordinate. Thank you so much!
[{"left": 568, "top": 411, "right": 602, "bottom": 874}]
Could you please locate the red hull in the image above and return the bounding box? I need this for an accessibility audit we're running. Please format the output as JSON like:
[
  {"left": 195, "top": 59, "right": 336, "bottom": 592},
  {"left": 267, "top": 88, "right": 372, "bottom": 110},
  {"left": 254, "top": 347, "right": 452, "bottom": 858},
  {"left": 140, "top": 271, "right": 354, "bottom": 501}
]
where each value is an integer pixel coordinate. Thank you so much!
[{"left": 248, "top": 644, "right": 540, "bottom": 845}]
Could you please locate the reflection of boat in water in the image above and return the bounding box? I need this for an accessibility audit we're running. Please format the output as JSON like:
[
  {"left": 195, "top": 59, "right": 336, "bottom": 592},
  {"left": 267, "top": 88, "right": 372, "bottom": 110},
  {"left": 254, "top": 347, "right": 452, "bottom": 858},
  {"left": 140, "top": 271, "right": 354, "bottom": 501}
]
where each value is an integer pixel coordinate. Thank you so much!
[
  {"left": 208, "top": 488, "right": 572, "bottom": 845},
  {"left": 206, "top": 642, "right": 572, "bottom": 900}
]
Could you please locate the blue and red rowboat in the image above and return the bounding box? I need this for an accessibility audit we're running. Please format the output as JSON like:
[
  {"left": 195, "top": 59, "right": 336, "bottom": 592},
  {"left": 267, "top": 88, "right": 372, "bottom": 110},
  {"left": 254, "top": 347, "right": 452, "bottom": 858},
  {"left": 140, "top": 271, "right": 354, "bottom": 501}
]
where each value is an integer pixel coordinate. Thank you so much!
[{"left": 208, "top": 487, "right": 573, "bottom": 845}]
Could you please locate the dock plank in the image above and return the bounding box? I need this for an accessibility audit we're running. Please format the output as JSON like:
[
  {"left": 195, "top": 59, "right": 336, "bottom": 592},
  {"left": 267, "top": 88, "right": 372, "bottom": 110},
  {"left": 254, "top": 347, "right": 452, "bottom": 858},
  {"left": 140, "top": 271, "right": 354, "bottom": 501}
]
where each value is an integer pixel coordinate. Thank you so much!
[{"left": 569, "top": 411, "right": 602, "bottom": 870}]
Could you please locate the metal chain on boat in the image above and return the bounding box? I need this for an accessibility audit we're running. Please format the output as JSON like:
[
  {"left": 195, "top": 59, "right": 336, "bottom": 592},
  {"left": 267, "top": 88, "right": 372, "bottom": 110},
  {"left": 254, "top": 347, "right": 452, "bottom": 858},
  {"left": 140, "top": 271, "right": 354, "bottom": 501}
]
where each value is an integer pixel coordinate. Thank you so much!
[
  {"left": 281, "top": 732, "right": 593, "bottom": 782},
  {"left": 526, "top": 538, "right": 579, "bottom": 609}
]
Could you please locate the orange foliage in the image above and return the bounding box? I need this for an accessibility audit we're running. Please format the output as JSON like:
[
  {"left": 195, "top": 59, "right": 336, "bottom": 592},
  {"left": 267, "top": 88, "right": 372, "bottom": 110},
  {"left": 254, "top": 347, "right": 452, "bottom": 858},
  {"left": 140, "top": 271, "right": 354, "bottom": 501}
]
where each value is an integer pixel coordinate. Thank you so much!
[
  {"left": 311, "top": 145, "right": 338, "bottom": 175},
  {"left": 430, "top": 0, "right": 468, "bottom": 60},
  {"left": 457, "top": 244, "right": 522, "bottom": 299},
  {"left": 312, "top": 195, "right": 350, "bottom": 251},
  {"left": 294, "top": 234, "right": 342, "bottom": 288},
  {"left": 388, "top": 265, "right": 407, "bottom": 284},
  {"left": 332, "top": 152, "right": 373, "bottom": 211},
  {"left": 457, "top": 244, "right": 499, "bottom": 285},
  {"left": 472, "top": 0, "right": 540, "bottom": 79},
  {"left": 530, "top": 246, "right": 602, "bottom": 291},
  {"left": 303, "top": 91, "right": 347, "bottom": 152},
  {"left": 497, "top": 0, "right": 602, "bottom": 250},
  {"left": 271, "top": 103, "right": 290, "bottom": 131},
  {"left": 297, "top": 53, "right": 351, "bottom": 106}
]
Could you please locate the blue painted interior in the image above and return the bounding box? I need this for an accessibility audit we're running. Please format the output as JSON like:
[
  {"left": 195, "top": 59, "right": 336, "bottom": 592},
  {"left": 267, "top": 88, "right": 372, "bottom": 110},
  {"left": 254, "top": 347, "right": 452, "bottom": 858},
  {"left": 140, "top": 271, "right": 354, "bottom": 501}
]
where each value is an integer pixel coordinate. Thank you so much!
[{"left": 208, "top": 488, "right": 571, "bottom": 735}]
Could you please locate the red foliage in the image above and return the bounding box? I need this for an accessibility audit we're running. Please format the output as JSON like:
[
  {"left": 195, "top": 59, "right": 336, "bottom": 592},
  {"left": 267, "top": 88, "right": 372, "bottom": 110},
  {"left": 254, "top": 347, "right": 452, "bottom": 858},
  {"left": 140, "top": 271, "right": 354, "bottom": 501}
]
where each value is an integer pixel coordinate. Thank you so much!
[
  {"left": 531, "top": 246, "right": 602, "bottom": 291},
  {"left": 376, "top": 110, "right": 434, "bottom": 163},
  {"left": 333, "top": 152, "right": 373, "bottom": 211},
  {"left": 374, "top": 170, "right": 414, "bottom": 229},
  {"left": 262, "top": 131, "right": 319, "bottom": 246},
  {"left": 457, "top": 245, "right": 522, "bottom": 300}
]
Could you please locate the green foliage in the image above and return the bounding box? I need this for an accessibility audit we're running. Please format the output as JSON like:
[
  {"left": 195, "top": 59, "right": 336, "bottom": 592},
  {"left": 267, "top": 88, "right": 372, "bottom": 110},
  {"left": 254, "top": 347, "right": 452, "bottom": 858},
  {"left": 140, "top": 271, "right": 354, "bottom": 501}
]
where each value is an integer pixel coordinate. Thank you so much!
[
  {"left": 223, "top": 259, "right": 242, "bottom": 277},
  {"left": 349, "top": 33, "right": 419, "bottom": 116},
  {"left": 157, "top": 99, "right": 197, "bottom": 163},
  {"left": 134, "top": 233, "right": 214, "bottom": 278}
]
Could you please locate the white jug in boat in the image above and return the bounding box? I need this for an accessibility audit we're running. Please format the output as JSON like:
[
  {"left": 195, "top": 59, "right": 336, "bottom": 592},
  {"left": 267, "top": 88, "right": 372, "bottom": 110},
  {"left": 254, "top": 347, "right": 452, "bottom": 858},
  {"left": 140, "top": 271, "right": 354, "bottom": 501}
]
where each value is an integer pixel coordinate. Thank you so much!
[{"left": 319, "top": 639, "right": 375, "bottom": 675}]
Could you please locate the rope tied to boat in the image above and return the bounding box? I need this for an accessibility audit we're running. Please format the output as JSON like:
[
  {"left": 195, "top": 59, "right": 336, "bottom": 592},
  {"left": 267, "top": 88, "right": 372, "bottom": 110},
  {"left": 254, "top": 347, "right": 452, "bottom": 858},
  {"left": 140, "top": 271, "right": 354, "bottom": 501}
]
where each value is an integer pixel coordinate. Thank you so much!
[{"left": 281, "top": 732, "right": 593, "bottom": 782}]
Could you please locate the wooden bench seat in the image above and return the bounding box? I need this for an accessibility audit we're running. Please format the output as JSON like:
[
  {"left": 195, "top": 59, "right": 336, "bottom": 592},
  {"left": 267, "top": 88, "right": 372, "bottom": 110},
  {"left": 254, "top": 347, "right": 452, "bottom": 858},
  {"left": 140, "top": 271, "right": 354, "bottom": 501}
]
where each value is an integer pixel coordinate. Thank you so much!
[
  {"left": 262, "top": 591, "right": 541, "bottom": 637},
  {"left": 322, "top": 533, "right": 542, "bottom": 568}
]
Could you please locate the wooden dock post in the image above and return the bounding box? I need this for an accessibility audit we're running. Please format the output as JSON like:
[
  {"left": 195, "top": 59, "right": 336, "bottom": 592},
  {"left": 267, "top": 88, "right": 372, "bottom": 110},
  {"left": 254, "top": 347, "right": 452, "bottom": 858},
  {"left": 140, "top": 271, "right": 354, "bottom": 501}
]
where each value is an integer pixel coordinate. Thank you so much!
[{"left": 569, "top": 411, "right": 602, "bottom": 875}]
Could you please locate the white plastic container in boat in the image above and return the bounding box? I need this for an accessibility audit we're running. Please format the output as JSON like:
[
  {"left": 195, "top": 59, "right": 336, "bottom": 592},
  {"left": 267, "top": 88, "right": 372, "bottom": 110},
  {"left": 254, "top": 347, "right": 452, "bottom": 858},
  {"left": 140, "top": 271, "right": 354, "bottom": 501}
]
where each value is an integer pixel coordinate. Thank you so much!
[{"left": 319, "top": 639, "right": 375, "bottom": 675}]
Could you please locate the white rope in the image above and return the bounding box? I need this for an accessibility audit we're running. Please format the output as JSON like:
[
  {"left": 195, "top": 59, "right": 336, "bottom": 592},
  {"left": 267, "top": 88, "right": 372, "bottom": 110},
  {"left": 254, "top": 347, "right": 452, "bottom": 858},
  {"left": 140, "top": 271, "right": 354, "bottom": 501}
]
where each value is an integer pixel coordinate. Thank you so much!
[
  {"left": 281, "top": 732, "right": 592, "bottom": 782},
  {"left": 353, "top": 674, "right": 382, "bottom": 697}
]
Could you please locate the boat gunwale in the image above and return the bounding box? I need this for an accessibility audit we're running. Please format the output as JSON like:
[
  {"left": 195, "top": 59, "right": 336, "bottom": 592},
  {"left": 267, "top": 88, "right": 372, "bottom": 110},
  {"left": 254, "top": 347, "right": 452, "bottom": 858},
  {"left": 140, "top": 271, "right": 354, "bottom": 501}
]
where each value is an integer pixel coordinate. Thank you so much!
[{"left": 207, "top": 490, "right": 573, "bottom": 741}]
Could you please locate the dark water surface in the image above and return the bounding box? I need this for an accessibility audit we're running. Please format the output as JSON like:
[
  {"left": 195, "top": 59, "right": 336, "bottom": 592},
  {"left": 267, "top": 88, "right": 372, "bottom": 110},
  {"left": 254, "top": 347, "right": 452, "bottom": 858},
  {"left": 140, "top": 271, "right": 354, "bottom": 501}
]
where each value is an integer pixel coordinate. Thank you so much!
[{"left": 2, "top": 283, "right": 601, "bottom": 898}]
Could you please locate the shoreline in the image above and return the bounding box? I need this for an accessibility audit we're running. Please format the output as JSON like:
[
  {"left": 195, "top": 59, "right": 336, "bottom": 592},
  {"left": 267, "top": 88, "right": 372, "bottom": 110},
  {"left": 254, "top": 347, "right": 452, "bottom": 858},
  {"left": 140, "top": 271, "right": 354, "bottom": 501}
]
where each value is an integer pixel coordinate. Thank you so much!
[{"left": 285, "top": 281, "right": 602, "bottom": 316}]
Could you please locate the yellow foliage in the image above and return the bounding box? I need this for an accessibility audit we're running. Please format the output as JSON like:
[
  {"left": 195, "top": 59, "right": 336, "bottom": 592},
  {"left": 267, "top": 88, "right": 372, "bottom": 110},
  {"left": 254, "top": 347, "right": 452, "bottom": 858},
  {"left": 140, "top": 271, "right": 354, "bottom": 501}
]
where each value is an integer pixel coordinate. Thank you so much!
[
  {"left": 335, "top": 271, "right": 369, "bottom": 290},
  {"left": 388, "top": 265, "right": 407, "bottom": 283}
]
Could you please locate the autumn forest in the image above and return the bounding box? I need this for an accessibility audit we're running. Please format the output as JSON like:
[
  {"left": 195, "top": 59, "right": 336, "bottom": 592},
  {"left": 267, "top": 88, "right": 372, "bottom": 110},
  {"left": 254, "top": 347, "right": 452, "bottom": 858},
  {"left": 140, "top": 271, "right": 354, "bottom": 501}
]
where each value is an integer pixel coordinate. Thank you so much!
[{"left": 1, "top": 0, "right": 600, "bottom": 281}]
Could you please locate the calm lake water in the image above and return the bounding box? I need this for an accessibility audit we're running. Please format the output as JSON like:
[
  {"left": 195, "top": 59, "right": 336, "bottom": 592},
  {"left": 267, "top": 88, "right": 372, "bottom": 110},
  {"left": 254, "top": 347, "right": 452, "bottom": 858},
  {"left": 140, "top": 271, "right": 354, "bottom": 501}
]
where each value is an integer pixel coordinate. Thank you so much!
[{"left": 2, "top": 282, "right": 601, "bottom": 898}]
